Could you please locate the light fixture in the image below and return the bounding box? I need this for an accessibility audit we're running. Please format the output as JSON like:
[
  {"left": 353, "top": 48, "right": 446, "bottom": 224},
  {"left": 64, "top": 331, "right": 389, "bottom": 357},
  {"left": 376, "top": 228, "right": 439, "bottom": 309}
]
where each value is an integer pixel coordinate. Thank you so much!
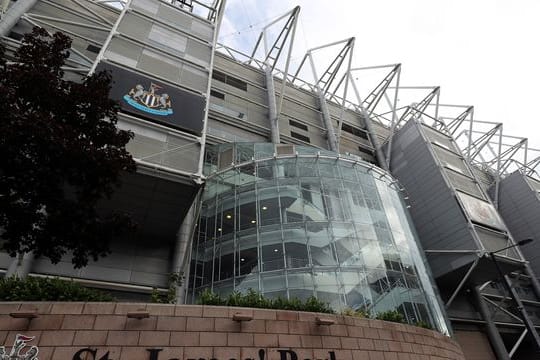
[
  {"left": 226, "top": 214, "right": 232, "bottom": 219},
  {"left": 251, "top": 220, "right": 256, "bottom": 224},
  {"left": 10, "top": 311, "right": 38, "bottom": 319},
  {"left": 241, "top": 258, "right": 245, "bottom": 262},
  {"left": 262, "top": 206, "right": 268, "bottom": 210},
  {"left": 274, "top": 248, "right": 279, "bottom": 253},
  {"left": 218, "top": 228, "right": 222, "bottom": 232},
  {"left": 232, "top": 312, "right": 253, "bottom": 322},
  {"left": 315, "top": 316, "right": 335, "bottom": 326},
  {"left": 127, "top": 310, "right": 150, "bottom": 319}
]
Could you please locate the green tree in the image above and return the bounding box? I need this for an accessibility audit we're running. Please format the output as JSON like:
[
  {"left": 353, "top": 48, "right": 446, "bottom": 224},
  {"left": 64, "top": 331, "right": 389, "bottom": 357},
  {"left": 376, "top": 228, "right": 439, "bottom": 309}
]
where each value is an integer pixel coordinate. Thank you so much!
[{"left": 0, "top": 27, "right": 136, "bottom": 268}]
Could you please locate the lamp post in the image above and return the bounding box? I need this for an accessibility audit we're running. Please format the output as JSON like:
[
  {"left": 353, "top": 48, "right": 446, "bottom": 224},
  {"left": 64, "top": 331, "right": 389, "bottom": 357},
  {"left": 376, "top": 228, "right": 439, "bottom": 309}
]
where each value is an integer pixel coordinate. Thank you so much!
[{"left": 488, "top": 238, "right": 540, "bottom": 353}]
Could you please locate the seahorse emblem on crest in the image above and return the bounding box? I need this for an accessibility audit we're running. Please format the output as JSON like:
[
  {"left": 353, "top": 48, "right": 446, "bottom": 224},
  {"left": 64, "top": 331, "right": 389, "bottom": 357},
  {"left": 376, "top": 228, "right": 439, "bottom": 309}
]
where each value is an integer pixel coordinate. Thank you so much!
[{"left": 0, "top": 334, "right": 39, "bottom": 360}]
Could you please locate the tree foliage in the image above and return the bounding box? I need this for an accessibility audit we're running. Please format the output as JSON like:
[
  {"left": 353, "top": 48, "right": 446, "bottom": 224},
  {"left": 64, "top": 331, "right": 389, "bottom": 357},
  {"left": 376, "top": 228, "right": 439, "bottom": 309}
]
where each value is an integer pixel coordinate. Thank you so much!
[{"left": 0, "top": 27, "right": 136, "bottom": 268}]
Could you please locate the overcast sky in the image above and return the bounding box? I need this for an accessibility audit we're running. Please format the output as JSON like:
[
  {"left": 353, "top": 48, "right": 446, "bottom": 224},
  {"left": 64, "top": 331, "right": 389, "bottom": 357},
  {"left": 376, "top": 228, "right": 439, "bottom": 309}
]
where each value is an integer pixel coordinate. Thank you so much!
[{"left": 218, "top": 0, "right": 540, "bottom": 162}]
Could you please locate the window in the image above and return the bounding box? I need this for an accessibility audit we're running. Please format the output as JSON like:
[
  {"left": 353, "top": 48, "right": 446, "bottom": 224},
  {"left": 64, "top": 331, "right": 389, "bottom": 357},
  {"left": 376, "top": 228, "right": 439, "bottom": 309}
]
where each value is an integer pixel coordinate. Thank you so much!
[
  {"left": 210, "top": 89, "right": 225, "bottom": 99},
  {"left": 9, "top": 32, "right": 23, "bottom": 41},
  {"left": 86, "top": 44, "right": 101, "bottom": 54},
  {"left": 212, "top": 70, "right": 226, "bottom": 82},
  {"left": 341, "top": 123, "right": 369, "bottom": 139},
  {"left": 289, "top": 119, "right": 308, "bottom": 131},
  {"left": 291, "top": 132, "right": 310, "bottom": 143},
  {"left": 212, "top": 70, "right": 248, "bottom": 91},
  {"left": 358, "top": 146, "right": 373, "bottom": 155}
]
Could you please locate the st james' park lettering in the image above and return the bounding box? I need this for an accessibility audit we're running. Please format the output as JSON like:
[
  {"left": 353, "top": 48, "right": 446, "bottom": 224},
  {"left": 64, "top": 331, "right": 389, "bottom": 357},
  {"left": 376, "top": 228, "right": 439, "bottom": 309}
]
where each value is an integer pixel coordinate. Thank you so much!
[{"left": 72, "top": 348, "right": 338, "bottom": 360}]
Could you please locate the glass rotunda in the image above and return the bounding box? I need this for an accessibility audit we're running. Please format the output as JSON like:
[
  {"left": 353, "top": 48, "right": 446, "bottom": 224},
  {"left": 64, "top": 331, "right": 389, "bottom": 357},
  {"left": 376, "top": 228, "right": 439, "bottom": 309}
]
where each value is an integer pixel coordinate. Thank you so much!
[{"left": 188, "top": 143, "right": 449, "bottom": 332}]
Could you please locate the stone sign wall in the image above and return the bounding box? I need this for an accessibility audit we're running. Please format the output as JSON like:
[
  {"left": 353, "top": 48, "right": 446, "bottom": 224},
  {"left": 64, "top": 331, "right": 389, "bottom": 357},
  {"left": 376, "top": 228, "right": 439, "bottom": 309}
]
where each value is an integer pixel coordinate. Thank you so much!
[{"left": 0, "top": 302, "right": 465, "bottom": 360}]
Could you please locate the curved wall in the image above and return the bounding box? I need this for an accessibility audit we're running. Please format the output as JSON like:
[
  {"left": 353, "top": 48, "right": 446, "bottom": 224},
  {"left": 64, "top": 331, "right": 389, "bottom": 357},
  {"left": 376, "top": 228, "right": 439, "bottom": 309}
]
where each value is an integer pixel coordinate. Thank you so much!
[
  {"left": 0, "top": 302, "right": 465, "bottom": 360},
  {"left": 189, "top": 143, "right": 448, "bottom": 333}
]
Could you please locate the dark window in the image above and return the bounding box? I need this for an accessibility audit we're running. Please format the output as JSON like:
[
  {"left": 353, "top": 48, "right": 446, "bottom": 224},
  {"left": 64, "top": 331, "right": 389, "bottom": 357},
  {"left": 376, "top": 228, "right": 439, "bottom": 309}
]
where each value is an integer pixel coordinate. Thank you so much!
[
  {"left": 210, "top": 89, "right": 225, "bottom": 99},
  {"left": 86, "top": 44, "right": 101, "bottom": 54},
  {"left": 226, "top": 76, "right": 248, "bottom": 91},
  {"left": 289, "top": 119, "right": 308, "bottom": 131},
  {"left": 358, "top": 146, "right": 373, "bottom": 155},
  {"left": 9, "top": 32, "right": 23, "bottom": 41},
  {"left": 291, "top": 132, "right": 310, "bottom": 143},
  {"left": 212, "top": 70, "right": 226, "bottom": 82},
  {"left": 212, "top": 70, "right": 247, "bottom": 91},
  {"left": 341, "top": 123, "right": 369, "bottom": 140}
]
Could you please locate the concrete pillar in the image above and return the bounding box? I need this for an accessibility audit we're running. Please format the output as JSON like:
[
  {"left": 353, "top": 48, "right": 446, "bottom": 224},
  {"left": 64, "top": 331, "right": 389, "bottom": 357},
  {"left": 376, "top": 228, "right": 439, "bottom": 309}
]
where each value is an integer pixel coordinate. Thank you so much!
[
  {"left": 172, "top": 200, "right": 198, "bottom": 304},
  {"left": 318, "top": 92, "right": 338, "bottom": 152},
  {"left": 265, "top": 66, "right": 280, "bottom": 144},
  {"left": 0, "top": 0, "right": 38, "bottom": 37},
  {"left": 5, "top": 252, "right": 34, "bottom": 278},
  {"left": 363, "top": 115, "right": 388, "bottom": 171}
]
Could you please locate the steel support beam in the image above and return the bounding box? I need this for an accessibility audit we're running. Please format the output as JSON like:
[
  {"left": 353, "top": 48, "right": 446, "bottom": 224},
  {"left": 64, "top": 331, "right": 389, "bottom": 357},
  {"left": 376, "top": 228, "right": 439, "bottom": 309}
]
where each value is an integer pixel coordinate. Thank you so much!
[
  {"left": 473, "top": 286, "right": 511, "bottom": 360},
  {"left": 491, "top": 253, "right": 540, "bottom": 354}
]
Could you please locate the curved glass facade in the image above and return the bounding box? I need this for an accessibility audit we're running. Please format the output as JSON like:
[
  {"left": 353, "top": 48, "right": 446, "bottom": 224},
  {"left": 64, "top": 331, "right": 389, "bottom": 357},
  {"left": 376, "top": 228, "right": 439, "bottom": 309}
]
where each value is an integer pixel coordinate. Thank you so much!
[{"left": 189, "top": 143, "right": 449, "bottom": 333}]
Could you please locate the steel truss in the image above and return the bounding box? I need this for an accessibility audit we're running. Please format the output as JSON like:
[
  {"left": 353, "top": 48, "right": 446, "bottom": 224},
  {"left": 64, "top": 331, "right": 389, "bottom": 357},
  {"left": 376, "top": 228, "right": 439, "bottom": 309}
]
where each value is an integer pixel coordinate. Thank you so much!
[{"left": 233, "top": 11, "right": 540, "bottom": 357}]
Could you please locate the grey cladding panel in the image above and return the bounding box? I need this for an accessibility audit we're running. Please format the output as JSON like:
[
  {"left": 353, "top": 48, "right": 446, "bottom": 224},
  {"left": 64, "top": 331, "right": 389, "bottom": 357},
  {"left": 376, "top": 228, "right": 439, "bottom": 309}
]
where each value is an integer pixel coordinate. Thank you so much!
[
  {"left": 214, "top": 55, "right": 265, "bottom": 85},
  {"left": 207, "top": 118, "right": 267, "bottom": 143},
  {"left": 445, "top": 169, "right": 484, "bottom": 199},
  {"left": 388, "top": 120, "right": 480, "bottom": 277},
  {"left": 497, "top": 172, "right": 540, "bottom": 275}
]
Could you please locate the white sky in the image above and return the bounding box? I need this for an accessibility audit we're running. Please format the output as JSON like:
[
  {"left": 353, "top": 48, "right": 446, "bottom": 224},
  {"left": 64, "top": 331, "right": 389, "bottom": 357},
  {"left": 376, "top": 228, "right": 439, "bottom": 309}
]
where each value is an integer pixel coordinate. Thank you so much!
[{"left": 218, "top": 0, "right": 540, "bottom": 158}]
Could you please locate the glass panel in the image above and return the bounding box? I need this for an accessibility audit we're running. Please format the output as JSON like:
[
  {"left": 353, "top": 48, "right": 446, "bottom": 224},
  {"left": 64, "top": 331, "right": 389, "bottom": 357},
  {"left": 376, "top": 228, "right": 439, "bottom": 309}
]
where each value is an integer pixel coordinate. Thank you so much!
[
  {"left": 218, "top": 240, "right": 234, "bottom": 281},
  {"left": 237, "top": 233, "right": 258, "bottom": 276},
  {"left": 235, "top": 274, "right": 258, "bottom": 292},
  {"left": 287, "top": 271, "right": 314, "bottom": 289},
  {"left": 341, "top": 270, "right": 372, "bottom": 310},
  {"left": 260, "top": 230, "right": 284, "bottom": 272},
  {"left": 262, "top": 272, "right": 286, "bottom": 292},
  {"left": 308, "top": 223, "right": 337, "bottom": 266},
  {"left": 258, "top": 188, "right": 281, "bottom": 226},
  {"left": 333, "top": 224, "right": 363, "bottom": 266},
  {"left": 314, "top": 271, "right": 342, "bottom": 309},
  {"left": 238, "top": 190, "right": 257, "bottom": 231},
  {"left": 283, "top": 228, "right": 309, "bottom": 268}
]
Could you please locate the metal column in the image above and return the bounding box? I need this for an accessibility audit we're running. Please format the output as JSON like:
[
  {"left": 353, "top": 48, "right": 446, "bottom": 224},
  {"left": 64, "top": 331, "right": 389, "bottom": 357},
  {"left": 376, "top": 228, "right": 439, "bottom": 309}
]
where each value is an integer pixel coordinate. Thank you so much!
[{"left": 473, "top": 286, "right": 510, "bottom": 360}]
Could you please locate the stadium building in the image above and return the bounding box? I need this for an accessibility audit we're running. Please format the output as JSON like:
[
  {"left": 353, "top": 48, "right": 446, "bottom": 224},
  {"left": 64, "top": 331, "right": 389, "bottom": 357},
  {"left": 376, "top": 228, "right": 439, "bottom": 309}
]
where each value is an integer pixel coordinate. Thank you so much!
[{"left": 2, "top": 0, "right": 540, "bottom": 358}]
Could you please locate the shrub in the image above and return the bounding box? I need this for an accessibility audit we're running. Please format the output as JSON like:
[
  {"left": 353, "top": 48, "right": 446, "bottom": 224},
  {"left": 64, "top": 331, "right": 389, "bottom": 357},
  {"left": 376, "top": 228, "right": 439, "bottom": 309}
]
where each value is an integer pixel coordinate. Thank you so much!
[
  {"left": 198, "top": 288, "right": 225, "bottom": 305},
  {"left": 197, "top": 289, "right": 333, "bottom": 313},
  {"left": 341, "top": 307, "right": 370, "bottom": 318},
  {"left": 414, "top": 320, "right": 433, "bottom": 330},
  {"left": 375, "top": 310, "right": 405, "bottom": 323},
  {"left": 150, "top": 272, "right": 183, "bottom": 304},
  {"left": 0, "top": 276, "right": 115, "bottom": 301}
]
